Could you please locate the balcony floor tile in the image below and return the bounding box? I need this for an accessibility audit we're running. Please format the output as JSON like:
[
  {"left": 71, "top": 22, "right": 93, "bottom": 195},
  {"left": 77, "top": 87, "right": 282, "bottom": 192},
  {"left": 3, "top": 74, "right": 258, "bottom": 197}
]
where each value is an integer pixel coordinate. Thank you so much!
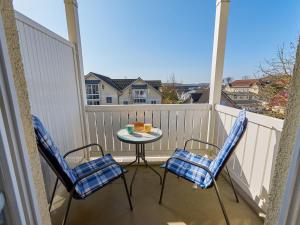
[{"left": 50, "top": 166, "right": 263, "bottom": 225}]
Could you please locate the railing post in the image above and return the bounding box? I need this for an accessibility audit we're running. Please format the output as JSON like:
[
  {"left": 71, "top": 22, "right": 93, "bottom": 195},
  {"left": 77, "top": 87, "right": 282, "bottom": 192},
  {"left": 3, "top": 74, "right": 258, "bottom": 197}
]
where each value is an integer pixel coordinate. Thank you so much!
[
  {"left": 64, "top": 0, "right": 90, "bottom": 154},
  {"left": 208, "top": 0, "right": 230, "bottom": 144}
]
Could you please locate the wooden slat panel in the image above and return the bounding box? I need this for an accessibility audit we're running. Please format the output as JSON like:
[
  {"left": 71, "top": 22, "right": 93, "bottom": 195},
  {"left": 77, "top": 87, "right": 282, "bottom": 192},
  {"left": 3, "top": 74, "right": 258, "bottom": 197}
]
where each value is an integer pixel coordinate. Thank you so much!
[
  {"left": 152, "top": 111, "right": 161, "bottom": 151},
  {"left": 192, "top": 110, "right": 201, "bottom": 149},
  {"left": 250, "top": 126, "right": 271, "bottom": 199},
  {"left": 218, "top": 112, "right": 227, "bottom": 147},
  {"left": 160, "top": 111, "right": 169, "bottom": 151},
  {"left": 232, "top": 122, "right": 247, "bottom": 176},
  {"left": 120, "top": 112, "right": 130, "bottom": 151},
  {"left": 169, "top": 111, "right": 177, "bottom": 150},
  {"left": 184, "top": 110, "right": 193, "bottom": 150},
  {"left": 261, "top": 129, "right": 280, "bottom": 210},
  {"left": 128, "top": 111, "right": 137, "bottom": 123},
  {"left": 176, "top": 110, "right": 185, "bottom": 148},
  {"left": 104, "top": 112, "right": 113, "bottom": 151},
  {"left": 128, "top": 111, "right": 136, "bottom": 151},
  {"left": 215, "top": 112, "right": 223, "bottom": 148},
  {"left": 87, "top": 112, "right": 97, "bottom": 151},
  {"left": 136, "top": 110, "right": 145, "bottom": 122},
  {"left": 240, "top": 123, "right": 259, "bottom": 187},
  {"left": 144, "top": 111, "right": 153, "bottom": 151},
  {"left": 200, "top": 110, "right": 210, "bottom": 149},
  {"left": 95, "top": 112, "right": 105, "bottom": 151},
  {"left": 112, "top": 112, "right": 122, "bottom": 152},
  {"left": 225, "top": 115, "right": 235, "bottom": 169}
]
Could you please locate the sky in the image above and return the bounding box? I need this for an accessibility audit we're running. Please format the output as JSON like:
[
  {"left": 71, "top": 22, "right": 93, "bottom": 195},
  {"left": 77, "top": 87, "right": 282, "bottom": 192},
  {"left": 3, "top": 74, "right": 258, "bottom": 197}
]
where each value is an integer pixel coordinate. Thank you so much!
[{"left": 13, "top": 0, "right": 300, "bottom": 83}]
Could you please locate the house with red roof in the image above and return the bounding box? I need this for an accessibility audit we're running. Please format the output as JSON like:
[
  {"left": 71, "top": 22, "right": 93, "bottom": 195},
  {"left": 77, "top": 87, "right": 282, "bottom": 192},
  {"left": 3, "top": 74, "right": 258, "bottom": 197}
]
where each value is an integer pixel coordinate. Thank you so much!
[{"left": 224, "top": 79, "right": 260, "bottom": 94}]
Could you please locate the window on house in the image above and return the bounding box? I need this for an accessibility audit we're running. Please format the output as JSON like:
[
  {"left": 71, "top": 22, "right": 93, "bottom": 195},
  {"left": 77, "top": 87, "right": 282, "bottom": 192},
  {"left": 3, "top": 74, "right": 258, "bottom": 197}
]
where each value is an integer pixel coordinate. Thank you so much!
[
  {"left": 134, "top": 98, "right": 146, "bottom": 104},
  {"left": 106, "top": 97, "right": 112, "bottom": 103},
  {"left": 133, "top": 89, "right": 147, "bottom": 98},
  {"left": 86, "top": 84, "right": 100, "bottom": 105},
  {"left": 151, "top": 100, "right": 156, "bottom": 104},
  {"left": 123, "top": 101, "right": 128, "bottom": 105}
]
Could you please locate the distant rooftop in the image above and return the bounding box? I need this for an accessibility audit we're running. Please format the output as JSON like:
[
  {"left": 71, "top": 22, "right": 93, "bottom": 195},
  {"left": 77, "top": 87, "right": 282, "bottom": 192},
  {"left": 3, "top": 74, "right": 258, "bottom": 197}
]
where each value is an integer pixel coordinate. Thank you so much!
[
  {"left": 183, "top": 88, "right": 235, "bottom": 107},
  {"left": 86, "top": 72, "right": 162, "bottom": 91},
  {"left": 163, "top": 83, "right": 209, "bottom": 87},
  {"left": 229, "top": 79, "right": 259, "bottom": 87}
]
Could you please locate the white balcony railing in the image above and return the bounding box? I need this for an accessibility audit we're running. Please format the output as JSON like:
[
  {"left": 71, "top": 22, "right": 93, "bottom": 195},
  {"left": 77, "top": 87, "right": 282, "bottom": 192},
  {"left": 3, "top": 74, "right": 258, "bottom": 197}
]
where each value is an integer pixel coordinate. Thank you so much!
[
  {"left": 86, "top": 104, "right": 211, "bottom": 159},
  {"left": 214, "top": 105, "right": 283, "bottom": 212},
  {"left": 85, "top": 103, "right": 283, "bottom": 213}
]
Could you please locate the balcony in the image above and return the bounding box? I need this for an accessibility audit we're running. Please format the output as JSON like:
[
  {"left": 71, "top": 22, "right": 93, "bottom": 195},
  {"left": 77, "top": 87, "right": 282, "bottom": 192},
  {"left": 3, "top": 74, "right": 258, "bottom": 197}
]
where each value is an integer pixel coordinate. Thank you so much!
[
  {"left": 45, "top": 102, "right": 283, "bottom": 225},
  {"left": 50, "top": 166, "right": 263, "bottom": 225},
  {"left": 0, "top": 1, "right": 290, "bottom": 225}
]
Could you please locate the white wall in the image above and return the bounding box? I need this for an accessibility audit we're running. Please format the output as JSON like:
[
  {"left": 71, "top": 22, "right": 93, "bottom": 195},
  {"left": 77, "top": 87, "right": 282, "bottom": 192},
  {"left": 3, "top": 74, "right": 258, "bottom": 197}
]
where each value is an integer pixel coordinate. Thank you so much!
[
  {"left": 85, "top": 75, "right": 119, "bottom": 105},
  {"left": 15, "top": 11, "right": 84, "bottom": 197},
  {"left": 99, "top": 80, "right": 119, "bottom": 105},
  {"left": 119, "top": 80, "right": 162, "bottom": 104}
]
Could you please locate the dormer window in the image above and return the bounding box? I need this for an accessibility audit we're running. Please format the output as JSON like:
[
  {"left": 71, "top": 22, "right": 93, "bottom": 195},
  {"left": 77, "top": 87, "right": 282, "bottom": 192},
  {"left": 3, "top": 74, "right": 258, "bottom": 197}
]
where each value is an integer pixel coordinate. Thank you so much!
[{"left": 133, "top": 89, "right": 147, "bottom": 98}]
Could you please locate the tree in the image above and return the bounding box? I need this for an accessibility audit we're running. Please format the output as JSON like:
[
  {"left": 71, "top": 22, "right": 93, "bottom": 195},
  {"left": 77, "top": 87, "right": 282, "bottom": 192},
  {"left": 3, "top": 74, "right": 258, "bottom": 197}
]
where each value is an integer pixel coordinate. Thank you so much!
[
  {"left": 255, "top": 41, "right": 297, "bottom": 117},
  {"left": 161, "top": 74, "right": 180, "bottom": 104},
  {"left": 223, "top": 77, "right": 234, "bottom": 84},
  {"left": 258, "top": 42, "right": 296, "bottom": 77}
]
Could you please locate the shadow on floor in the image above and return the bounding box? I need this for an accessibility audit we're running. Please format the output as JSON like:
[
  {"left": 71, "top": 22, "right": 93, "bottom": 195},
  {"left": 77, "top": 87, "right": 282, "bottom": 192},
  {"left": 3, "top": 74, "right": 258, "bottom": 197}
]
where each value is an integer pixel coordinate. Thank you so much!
[{"left": 50, "top": 166, "right": 263, "bottom": 225}]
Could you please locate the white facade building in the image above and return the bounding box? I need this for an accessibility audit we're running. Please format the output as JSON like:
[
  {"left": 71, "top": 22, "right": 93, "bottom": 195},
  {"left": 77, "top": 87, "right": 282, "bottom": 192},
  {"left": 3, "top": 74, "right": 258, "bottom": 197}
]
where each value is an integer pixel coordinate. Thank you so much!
[{"left": 85, "top": 73, "right": 162, "bottom": 105}]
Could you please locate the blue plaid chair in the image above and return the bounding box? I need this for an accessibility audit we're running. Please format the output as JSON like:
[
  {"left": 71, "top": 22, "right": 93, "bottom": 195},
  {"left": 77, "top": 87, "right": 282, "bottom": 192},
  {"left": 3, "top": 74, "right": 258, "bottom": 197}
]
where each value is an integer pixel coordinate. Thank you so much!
[
  {"left": 159, "top": 110, "right": 247, "bottom": 225},
  {"left": 32, "top": 115, "right": 132, "bottom": 225}
]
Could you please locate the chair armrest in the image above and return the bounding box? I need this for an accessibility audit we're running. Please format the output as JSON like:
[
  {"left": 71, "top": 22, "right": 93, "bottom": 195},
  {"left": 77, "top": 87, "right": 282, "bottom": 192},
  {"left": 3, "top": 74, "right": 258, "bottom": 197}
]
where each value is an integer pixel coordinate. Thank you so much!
[
  {"left": 184, "top": 138, "right": 221, "bottom": 151},
  {"left": 166, "top": 156, "right": 214, "bottom": 179},
  {"left": 63, "top": 143, "right": 104, "bottom": 159},
  {"left": 71, "top": 161, "right": 124, "bottom": 191}
]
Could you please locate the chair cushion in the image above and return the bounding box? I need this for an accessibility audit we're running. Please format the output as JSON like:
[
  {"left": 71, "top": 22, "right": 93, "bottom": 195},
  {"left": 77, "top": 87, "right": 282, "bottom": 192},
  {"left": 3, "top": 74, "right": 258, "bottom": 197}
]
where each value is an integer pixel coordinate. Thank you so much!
[
  {"left": 32, "top": 115, "right": 77, "bottom": 190},
  {"left": 203, "top": 110, "right": 247, "bottom": 187},
  {"left": 163, "top": 110, "right": 247, "bottom": 189},
  {"left": 73, "top": 154, "right": 123, "bottom": 198},
  {"left": 162, "top": 149, "right": 212, "bottom": 189}
]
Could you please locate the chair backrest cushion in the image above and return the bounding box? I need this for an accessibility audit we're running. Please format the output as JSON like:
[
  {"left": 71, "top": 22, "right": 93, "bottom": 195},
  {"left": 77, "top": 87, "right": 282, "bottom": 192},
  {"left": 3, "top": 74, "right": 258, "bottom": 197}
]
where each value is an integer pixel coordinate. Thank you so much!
[
  {"left": 32, "top": 115, "right": 77, "bottom": 191},
  {"left": 203, "top": 110, "right": 247, "bottom": 188}
]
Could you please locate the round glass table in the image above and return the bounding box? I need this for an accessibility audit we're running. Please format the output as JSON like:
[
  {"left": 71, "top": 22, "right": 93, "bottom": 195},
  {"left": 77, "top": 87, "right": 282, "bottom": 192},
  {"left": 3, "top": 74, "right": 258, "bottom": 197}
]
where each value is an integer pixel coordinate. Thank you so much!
[{"left": 117, "top": 128, "right": 163, "bottom": 195}]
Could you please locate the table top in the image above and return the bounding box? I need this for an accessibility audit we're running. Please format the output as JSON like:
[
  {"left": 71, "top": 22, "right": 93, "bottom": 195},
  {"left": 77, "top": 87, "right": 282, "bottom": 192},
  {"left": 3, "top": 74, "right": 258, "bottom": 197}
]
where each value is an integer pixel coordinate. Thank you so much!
[{"left": 117, "top": 128, "right": 163, "bottom": 144}]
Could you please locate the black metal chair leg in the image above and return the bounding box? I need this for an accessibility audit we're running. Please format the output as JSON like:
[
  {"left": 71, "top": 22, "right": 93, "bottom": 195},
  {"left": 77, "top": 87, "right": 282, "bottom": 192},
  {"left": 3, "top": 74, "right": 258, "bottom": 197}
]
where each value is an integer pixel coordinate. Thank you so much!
[
  {"left": 121, "top": 174, "right": 133, "bottom": 210},
  {"left": 213, "top": 180, "right": 231, "bottom": 225},
  {"left": 159, "top": 168, "right": 168, "bottom": 204},
  {"left": 225, "top": 166, "right": 239, "bottom": 203},
  {"left": 49, "top": 178, "right": 58, "bottom": 212},
  {"left": 62, "top": 194, "right": 72, "bottom": 225}
]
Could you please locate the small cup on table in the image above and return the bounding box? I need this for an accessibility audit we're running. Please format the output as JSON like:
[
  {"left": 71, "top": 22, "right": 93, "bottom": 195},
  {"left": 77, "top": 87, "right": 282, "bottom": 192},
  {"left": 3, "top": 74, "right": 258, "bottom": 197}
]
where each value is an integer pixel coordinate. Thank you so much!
[
  {"left": 144, "top": 123, "right": 152, "bottom": 133},
  {"left": 126, "top": 124, "right": 134, "bottom": 134}
]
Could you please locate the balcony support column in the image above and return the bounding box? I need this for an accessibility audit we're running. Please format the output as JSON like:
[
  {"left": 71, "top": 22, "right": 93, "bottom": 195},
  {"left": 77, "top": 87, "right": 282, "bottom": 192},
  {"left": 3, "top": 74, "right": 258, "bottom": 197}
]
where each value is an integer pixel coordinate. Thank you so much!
[
  {"left": 208, "top": 0, "right": 230, "bottom": 144},
  {"left": 64, "top": 0, "right": 90, "bottom": 149}
]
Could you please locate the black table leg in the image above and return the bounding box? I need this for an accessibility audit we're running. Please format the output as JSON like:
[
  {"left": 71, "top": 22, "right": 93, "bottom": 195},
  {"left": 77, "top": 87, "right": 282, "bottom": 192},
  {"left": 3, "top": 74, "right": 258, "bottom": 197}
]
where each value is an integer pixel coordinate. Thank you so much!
[
  {"left": 129, "top": 144, "right": 140, "bottom": 196},
  {"left": 129, "top": 143, "right": 163, "bottom": 196},
  {"left": 140, "top": 144, "right": 162, "bottom": 184},
  {"left": 124, "top": 145, "right": 138, "bottom": 168}
]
